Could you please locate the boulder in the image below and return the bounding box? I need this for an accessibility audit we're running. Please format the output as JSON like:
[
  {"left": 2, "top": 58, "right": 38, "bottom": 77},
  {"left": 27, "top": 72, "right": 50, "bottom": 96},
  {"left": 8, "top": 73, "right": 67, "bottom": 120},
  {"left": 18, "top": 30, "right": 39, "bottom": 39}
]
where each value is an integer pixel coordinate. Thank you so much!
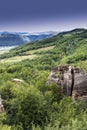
[{"left": 12, "top": 78, "right": 23, "bottom": 83}]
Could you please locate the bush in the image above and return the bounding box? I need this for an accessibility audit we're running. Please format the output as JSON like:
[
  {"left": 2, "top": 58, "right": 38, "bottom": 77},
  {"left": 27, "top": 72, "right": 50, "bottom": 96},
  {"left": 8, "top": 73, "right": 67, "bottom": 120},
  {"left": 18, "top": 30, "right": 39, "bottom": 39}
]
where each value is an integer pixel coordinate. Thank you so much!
[{"left": 5, "top": 87, "right": 50, "bottom": 130}]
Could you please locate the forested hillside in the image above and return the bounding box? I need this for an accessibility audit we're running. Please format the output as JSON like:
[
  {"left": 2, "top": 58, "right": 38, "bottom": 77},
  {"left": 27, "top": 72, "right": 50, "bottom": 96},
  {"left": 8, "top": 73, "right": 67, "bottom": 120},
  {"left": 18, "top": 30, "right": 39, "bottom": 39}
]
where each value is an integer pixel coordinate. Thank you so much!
[{"left": 0, "top": 29, "right": 87, "bottom": 130}]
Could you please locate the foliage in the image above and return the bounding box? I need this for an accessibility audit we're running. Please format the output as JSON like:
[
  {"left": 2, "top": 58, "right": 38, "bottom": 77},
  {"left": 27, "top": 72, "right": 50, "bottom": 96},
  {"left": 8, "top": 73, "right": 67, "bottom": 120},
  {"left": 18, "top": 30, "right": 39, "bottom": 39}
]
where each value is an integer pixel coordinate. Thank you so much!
[{"left": 0, "top": 29, "right": 87, "bottom": 129}]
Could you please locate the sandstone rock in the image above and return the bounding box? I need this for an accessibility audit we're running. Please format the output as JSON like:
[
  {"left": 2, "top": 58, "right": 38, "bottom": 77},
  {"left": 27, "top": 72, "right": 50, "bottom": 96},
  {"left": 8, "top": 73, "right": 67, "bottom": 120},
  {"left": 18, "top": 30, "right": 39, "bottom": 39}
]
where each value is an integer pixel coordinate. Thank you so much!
[
  {"left": 47, "top": 65, "right": 87, "bottom": 100},
  {"left": 72, "top": 69, "right": 87, "bottom": 99}
]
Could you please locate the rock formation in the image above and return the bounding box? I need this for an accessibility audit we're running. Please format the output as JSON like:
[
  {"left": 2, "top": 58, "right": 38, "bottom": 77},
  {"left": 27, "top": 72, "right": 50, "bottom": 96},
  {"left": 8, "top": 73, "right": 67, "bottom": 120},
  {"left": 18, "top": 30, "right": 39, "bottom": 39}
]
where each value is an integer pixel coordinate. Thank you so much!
[{"left": 47, "top": 66, "right": 87, "bottom": 100}]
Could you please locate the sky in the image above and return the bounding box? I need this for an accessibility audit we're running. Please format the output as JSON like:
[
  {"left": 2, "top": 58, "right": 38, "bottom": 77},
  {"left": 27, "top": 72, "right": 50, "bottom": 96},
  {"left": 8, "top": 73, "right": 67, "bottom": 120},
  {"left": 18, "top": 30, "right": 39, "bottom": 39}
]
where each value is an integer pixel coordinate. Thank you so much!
[{"left": 0, "top": 0, "right": 87, "bottom": 32}]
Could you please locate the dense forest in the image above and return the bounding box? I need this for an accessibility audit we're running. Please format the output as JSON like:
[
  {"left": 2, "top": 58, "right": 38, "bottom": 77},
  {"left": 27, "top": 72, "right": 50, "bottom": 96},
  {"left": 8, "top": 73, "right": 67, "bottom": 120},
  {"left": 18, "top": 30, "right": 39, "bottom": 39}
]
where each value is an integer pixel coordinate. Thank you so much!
[{"left": 0, "top": 29, "right": 87, "bottom": 130}]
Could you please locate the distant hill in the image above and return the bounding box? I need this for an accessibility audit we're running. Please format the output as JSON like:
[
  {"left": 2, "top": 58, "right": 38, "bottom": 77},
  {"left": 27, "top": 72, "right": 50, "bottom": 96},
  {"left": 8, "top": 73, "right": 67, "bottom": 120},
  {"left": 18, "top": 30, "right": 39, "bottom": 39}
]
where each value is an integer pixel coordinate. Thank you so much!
[{"left": 0, "top": 31, "right": 57, "bottom": 47}]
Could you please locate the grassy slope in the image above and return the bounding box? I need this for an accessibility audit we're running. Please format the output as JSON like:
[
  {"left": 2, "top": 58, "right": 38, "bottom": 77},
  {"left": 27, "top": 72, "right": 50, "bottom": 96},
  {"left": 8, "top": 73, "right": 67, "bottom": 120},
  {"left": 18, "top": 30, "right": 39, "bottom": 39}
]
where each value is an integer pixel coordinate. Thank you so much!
[{"left": 0, "top": 46, "right": 55, "bottom": 63}]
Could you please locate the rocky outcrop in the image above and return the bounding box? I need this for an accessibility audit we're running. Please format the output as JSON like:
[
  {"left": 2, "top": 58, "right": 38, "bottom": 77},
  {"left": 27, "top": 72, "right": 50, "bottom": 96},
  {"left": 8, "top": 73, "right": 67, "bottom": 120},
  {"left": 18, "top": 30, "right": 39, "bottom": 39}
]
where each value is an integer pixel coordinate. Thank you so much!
[
  {"left": 72, "top": 69, "right": 87, "bottom": 100},
  {"left": 47, "top": 66, "right": 87, "bottom": 100}
]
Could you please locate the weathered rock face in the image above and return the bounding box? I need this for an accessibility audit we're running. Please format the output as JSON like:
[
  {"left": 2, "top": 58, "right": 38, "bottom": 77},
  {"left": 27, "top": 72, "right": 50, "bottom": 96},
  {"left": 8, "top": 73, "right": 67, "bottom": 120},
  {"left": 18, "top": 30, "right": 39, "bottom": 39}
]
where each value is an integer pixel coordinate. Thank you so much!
[
  {"left": 47, "top": 66, "right": 87, "bottom": 100},
  {"left": 72, "top": 69, "right": 87, "bottom": 100}
]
